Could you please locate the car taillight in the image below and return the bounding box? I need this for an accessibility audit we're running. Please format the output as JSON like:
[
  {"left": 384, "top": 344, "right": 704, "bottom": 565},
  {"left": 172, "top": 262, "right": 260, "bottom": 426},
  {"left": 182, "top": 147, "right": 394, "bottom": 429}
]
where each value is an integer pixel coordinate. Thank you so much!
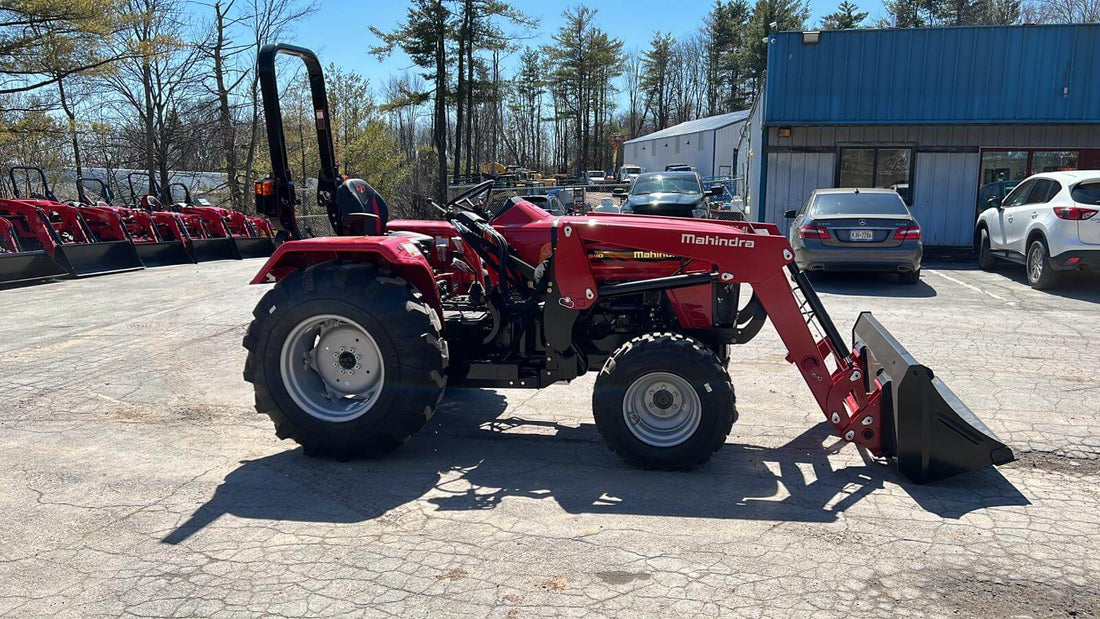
[
  {"left": 798, "top": 224, "right": 830, "bottom": 240},
  {"left": 893, "top": 225, "right": 921, "bottom": 240},
  {"left": 1053, "top": 206, "right": 1098, "bottom": 220}
]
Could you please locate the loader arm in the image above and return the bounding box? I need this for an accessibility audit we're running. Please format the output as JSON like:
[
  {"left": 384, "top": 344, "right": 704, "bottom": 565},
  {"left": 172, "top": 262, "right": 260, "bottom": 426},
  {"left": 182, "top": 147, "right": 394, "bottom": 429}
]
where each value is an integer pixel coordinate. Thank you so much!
[
  {"left": 556, "top": 216, "right": 1014, "bottom": 483},
  {"left": 553, "top": 217, "right": 885, "bottom": 455}
]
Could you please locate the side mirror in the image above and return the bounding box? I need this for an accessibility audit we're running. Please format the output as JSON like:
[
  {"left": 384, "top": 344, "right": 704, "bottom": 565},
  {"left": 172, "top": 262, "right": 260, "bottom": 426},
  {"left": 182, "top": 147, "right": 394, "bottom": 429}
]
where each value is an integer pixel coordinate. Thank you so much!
[
  {"left": 708, "top": 185, "right": 724, "bottom": 197},
  {"left": 784, "top": 209, "right": 797, "bottom": 218},
  {"left": 987, "top": 196, "right": 1003, "bottom": 209},
  {"left": 612, "top": 187, "right": 626, "bottom": 196}
]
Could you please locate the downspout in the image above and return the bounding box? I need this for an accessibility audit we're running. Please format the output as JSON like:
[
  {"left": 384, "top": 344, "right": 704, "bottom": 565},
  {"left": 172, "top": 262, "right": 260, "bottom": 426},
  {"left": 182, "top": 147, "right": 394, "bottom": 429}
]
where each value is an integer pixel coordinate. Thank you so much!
[{"left": 712, "top": 129, "right": 717, "bottom": 177}]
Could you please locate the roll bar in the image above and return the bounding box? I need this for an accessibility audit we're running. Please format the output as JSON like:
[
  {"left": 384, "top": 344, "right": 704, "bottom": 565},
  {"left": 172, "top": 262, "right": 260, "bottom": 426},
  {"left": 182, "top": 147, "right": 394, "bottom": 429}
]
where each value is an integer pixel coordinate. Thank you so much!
[
  {"left": 77, "top": 177, "right": 114, "bottom": 205},
  {"left": 9, "top": 166, "right": 57, "bottom": 201},
  {"left": 256, "top": 43, "right": 341, "bottom": 239},
  {"left": 127, "top": 171, "right": 159, "bottom": 205}
]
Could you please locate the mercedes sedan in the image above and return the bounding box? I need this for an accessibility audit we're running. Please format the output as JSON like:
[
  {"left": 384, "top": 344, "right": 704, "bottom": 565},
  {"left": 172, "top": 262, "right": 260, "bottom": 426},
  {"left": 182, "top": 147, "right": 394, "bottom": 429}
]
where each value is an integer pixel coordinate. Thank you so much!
[{"left": 785, "top": 188, "right": 923, "bottom": 284}]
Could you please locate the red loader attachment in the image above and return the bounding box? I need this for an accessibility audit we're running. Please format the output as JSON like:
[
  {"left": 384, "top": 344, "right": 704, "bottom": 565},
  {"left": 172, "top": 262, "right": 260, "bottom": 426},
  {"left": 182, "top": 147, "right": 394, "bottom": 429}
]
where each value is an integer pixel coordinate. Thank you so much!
[
  {"left": 167, "top": 182, "right": 273, "bottom": 259},
  {"left": 3, "top": 167, "right": 144, "bottom": 281},
  {"left": 0, "top": 215, "right": 70, "bottom": 286},
  {"left": 129, "top": 174, "right": 240, "bottom": 262},
  {"left": 76, "top": 177, "right": 194, "bottom": 267}
]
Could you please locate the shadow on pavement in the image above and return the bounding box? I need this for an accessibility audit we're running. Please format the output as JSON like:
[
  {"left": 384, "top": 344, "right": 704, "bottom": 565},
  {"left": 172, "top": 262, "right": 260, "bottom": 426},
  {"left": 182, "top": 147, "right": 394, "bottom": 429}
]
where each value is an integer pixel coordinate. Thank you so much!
[
  {"left": 807, "top": 272, "right": 938, "bottom": 298},
  {"left": 164, "top": 388, "right": 1028, "bottom": 544},
  {"left": 938, "top": 263, "right": 1100, "bottom": 304}
]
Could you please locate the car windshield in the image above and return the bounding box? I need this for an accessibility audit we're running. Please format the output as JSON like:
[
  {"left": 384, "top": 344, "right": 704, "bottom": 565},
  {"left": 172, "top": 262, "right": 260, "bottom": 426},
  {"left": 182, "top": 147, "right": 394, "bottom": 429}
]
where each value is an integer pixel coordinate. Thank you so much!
[
  {"left": 631, "top": 174, "right": 701, "bottom": 196},
  {"left": 1070, "top": 181, "right": 1100, "bottom": 205},
  {"left": 622, "top": 167, "right": 641, "bottom": 174},
  {"left": 587, "top": 171, "right": 603, "bottom": 178},
  {"left": 812, "top": 192, "right": 909, "bottom": 216}
]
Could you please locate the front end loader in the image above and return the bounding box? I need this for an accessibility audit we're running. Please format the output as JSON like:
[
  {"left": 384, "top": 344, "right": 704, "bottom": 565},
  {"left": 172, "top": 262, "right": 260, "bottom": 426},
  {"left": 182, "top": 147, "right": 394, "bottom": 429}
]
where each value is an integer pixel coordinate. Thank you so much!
[
  {"left": 241, "top": 43, "right": 1013, "bottom": 484},
  {"left": 167, "top": 182, "right": 274, "bottom": 259},
  {"left": 127, "top": 173, "right": 241, "bottom": 262},
  {"left": 76, "top": 177, "right": 194, "bottom": 267},
  {"left": 0, "top": 167, "right": 143, "bottom": 284}
]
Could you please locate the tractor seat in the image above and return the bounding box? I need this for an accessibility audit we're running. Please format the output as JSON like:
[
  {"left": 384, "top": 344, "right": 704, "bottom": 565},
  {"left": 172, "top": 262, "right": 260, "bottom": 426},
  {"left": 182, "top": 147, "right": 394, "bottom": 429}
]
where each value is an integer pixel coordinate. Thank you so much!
[
  {"left": 337, "top": 178, "right": 388, "bottom": 236},
  {"left": 139, "top": 195, "right": 162, "bottom": 211}
]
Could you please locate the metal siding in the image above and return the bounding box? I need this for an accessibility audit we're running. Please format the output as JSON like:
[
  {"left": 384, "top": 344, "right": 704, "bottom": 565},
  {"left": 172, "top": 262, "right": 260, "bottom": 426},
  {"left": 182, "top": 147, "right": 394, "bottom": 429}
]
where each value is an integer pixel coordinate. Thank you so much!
[
  {"left": 913, "top": 153, "right": 980, "bottom": 246},
  {"left": 764, "top": 152, "right": 834, "bottom": 235},
  {"left": 765, "top": 25, "right": 1100, "bottom": 125}
]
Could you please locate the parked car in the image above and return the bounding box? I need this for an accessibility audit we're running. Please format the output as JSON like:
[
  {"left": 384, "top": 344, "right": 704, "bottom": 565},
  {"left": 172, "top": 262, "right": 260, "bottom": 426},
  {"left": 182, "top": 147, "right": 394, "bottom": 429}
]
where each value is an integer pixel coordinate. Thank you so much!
[
  {"left": 977, "top": 179, "right": 1019, "bottom": 215},
  {"left": 617, "top": 172, "right": 722, "bottom": 218},
  {"left": 976, "top": 171, "right": 1100, "bottom": 289},
  {"left": 523, "top": 192, "right": 569, "bottom": 216},
  {"left": 585, "top": 170, "right": 606, "bottom": 185},
  {"left": 617, "top": 165, "right": 643, "bottom": 183},
  {"left": 785, "top": 188, "right": 923, "bottom": 284},
  {"left": 664, "top": 163, "right": 694, "bottom": 172}
]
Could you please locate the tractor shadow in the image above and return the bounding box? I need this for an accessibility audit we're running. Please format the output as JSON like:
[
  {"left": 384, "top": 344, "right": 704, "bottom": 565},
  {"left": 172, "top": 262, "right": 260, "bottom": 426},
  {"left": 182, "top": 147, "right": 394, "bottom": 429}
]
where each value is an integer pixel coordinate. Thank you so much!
[
  {"left": 164, "top": 388, "right": 1027, "bottom": 544},
  {"left": 806, "top": 271, "right": 938, "bottom": 298}
]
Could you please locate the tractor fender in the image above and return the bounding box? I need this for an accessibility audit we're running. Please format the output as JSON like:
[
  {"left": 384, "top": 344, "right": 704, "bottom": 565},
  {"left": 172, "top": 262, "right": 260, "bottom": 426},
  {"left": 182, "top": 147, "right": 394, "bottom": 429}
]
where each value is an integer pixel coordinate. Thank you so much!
[{"left": 250, "top": 235, "right": 443, "bottom": 318}]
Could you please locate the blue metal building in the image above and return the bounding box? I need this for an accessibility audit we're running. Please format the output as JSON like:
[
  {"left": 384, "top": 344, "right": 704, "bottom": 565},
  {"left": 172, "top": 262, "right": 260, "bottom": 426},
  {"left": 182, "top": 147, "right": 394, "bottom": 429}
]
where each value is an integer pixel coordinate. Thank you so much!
[{"left": 737, "top": 24, "right": 1100, "bottom": 246}]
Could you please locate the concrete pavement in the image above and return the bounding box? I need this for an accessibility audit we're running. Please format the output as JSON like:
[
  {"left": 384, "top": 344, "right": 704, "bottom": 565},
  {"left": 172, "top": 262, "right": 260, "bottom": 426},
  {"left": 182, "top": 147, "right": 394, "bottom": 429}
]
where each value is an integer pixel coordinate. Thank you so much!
[{"left": 0, "top": 260, "right": 1097, "bottom": 617}]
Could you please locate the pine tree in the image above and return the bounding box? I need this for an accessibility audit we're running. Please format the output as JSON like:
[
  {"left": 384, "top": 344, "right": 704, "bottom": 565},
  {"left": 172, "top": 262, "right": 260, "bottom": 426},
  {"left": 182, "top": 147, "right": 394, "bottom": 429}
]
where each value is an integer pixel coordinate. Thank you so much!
[
  {"left": 641, "top": 32, "right": 674, "bottom": 130},
  {"left": 370, "top": 0, "right": 453, "bottom": 203},
  {"left": 821, "top": 1, "right": 869, "bottom": 28},
  {"left": 740, "top": 0, "right": 810, "bottom": 86}
]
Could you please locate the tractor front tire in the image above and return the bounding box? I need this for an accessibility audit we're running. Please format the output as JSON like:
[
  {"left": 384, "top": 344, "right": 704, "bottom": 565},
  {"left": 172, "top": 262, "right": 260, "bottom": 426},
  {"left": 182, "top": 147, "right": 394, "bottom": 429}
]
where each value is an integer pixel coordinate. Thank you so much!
[
  {"left": 593, "top": 333, "right": 736, "bottom": 470},
  {"left": 243, "top": 261, "right": 446, "bottom": 460}
]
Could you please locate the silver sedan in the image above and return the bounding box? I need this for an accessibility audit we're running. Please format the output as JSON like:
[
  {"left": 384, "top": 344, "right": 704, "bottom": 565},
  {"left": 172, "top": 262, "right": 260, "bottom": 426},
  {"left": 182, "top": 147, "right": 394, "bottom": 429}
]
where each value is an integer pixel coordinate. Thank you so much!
[{"left": 785, "top": 188, "right": 923, "bottom": 284}]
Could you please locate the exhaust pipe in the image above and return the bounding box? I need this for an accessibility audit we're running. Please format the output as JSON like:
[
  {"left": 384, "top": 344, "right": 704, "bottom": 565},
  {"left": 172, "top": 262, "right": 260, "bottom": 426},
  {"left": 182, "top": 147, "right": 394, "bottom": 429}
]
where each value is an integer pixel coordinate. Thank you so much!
[{"left": 853, "top": 312, "right": 1014, "bottom": 483}]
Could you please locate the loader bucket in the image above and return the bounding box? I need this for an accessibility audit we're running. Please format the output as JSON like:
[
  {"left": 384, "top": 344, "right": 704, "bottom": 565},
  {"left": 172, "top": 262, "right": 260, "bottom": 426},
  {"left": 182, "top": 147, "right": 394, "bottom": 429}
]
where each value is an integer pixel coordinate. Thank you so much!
[
  {"left": 853, "top": 312, "right": 1015, "bottom": 484},
  {"left": 53, "top": 241, "right": 144, "bottom": 278},
  {"left": 135, "top": 241, "right": 196, "bottom": 267},
  {"left": 233, "top": 236, "right": 275, "bottom": 259},
  {"left": 0, "top": 250, "right": 70, "bottom": 286},
  {"left": 190, "top": 237, "right": 241, "bottom": 262}
]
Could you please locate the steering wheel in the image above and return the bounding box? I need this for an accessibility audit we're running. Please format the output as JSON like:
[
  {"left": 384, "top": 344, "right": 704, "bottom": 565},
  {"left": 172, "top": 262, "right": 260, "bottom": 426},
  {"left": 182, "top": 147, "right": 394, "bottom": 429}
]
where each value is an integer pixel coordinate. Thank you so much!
[{"left": 446, "top": 179, "right": 495, "bottom": 214}]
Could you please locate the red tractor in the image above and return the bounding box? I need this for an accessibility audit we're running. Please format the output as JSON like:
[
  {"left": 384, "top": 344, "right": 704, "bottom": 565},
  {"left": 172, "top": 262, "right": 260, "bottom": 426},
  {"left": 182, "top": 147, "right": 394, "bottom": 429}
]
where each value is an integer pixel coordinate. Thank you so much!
[
  {"left": 243, "top": 44, "right": 1013, "bottom": 484},
  {"left": 127, "top": 172, "right": 241, "bottom": 262},
  {"left": 166, "top": 182, "right": 275, "bottom": 259},
  {"left": 75, "top": 177, "right": 194, "bottom": 267},
  {"left": 0, "top": 166, "right": 143, "bottom": 285}
]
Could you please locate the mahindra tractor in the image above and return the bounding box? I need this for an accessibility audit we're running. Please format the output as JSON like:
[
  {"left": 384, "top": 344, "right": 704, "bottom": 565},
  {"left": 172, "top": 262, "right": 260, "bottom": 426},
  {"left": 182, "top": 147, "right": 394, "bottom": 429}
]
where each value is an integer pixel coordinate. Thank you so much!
[
  {"left": 127, "top": 173, "right": 241, "bottom": 262},
  {"left": 166, "top": 182, "right": 276, "bottom": 259},
  {"left": 74, "top": 176, "right": 195, "bottom": 267},
  {"left": 243, "top": 44, "right": 1014, "bottom": 484},
  {"left": 0, "top": 166, "right": 143, "bottom": 285}
]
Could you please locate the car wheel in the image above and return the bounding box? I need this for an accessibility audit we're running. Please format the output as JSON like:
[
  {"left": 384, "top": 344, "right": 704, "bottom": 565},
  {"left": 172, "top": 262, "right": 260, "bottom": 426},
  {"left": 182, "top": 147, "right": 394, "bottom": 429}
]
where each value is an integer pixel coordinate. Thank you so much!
[
  {"left": 977, "top": 228, "right": 996, "bottom": 270},
  {"left": 1026, "top": 238, "right": 1060, "bottom": 290},
  {"left": 899, "top": 269, "right": 921, "bottom": 285}
]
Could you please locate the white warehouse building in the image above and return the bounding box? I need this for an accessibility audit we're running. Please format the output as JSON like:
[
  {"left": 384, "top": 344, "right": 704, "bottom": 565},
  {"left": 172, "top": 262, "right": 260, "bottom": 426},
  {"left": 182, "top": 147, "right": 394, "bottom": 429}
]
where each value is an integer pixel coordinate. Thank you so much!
[{"left": 623, "top": 110, "right": 750, "bottom": 178}]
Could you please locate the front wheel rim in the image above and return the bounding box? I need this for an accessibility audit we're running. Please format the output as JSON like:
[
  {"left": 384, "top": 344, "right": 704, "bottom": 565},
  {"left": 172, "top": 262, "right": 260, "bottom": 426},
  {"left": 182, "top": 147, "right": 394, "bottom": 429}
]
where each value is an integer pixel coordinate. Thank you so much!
[
  {"left": 622, "top": 372, "right": 702, "bottom": 447},
  {"left": 1028, "top": 245, "right": 1043, "bottom": 282},
  {"left": 280, "top": 314, "right": 385, "bottom": 422}
]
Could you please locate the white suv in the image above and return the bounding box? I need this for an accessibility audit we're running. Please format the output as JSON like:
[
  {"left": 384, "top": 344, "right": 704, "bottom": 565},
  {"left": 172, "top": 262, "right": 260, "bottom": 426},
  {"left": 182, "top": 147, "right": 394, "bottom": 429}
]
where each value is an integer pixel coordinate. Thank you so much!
[{"left": 976, "top": 171, "right": 1100, "bottom": 289}]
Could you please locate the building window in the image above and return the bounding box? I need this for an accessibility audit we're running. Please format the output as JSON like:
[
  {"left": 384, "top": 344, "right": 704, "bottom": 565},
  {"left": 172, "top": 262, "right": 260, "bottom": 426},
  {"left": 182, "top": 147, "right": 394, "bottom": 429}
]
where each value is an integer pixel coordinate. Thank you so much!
[
  {"left": 837, "top": 147, "right": 913, "bottom": 204},
  {"left": 977, "top": 149, "right": 1097, "bottom": 212}
]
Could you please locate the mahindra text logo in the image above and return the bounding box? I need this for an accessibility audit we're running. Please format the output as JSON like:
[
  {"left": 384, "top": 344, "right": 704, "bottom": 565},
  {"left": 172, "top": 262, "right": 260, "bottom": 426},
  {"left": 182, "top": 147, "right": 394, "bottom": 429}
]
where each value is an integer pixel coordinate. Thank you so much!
[{"left": 681, "top": 233, "right": 755, "bottom": 249}]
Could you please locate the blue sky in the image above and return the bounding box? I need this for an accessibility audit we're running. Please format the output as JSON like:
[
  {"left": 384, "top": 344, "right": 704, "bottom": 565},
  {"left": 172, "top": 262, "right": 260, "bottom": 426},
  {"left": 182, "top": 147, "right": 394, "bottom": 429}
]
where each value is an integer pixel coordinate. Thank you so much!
[{"left": 289, "top": 0, "right": 866, "bottom": 91}]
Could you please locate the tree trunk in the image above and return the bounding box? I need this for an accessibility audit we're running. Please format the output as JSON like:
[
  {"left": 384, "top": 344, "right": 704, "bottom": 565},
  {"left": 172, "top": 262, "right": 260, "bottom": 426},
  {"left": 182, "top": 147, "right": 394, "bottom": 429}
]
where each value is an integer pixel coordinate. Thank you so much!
[
  {"left": 56, "top": 74, "right": 82, "bottom": 178},
  {"left": 212, "top": 1, "right": 242, "bottom": 211},
  {"left": 433, "top": 11, "right": 447, "bottom": 204}
]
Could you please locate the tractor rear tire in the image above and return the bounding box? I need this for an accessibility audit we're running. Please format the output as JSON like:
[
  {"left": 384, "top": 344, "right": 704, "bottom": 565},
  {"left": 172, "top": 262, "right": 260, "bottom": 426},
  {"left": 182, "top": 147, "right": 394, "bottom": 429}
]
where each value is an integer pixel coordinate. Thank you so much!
[
  {"left": 593, "top": 333, "right": 736, "bottom": 470},
  {"left": 243, "top": 261, "right": 447, "bottom": 460}
]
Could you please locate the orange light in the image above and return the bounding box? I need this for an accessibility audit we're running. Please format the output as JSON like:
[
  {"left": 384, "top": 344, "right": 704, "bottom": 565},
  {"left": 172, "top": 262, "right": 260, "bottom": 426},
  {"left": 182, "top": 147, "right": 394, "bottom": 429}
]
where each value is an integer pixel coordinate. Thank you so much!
[{"left": 255, "top": 180, "right": 275, "bottom": 197}]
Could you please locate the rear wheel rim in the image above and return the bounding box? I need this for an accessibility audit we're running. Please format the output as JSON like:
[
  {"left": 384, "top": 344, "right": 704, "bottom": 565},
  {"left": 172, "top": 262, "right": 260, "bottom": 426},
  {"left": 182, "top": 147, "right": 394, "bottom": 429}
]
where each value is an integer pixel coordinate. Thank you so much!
[
  {"left": 280, "top": 314, "right": 385, "bottom": 422},
  {"left": 622, "top": 371, "right": 702, "bottom": 448},
  {"left": 1028, "top": 244, "right": 1044, "bottom": 282}
]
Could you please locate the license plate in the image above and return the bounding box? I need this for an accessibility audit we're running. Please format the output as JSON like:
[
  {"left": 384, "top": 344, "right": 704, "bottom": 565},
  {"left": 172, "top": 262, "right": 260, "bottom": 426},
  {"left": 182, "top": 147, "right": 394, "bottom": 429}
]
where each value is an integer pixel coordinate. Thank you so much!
[{"left": 849, "top": 230, "right": 874, "bottom": 241}]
